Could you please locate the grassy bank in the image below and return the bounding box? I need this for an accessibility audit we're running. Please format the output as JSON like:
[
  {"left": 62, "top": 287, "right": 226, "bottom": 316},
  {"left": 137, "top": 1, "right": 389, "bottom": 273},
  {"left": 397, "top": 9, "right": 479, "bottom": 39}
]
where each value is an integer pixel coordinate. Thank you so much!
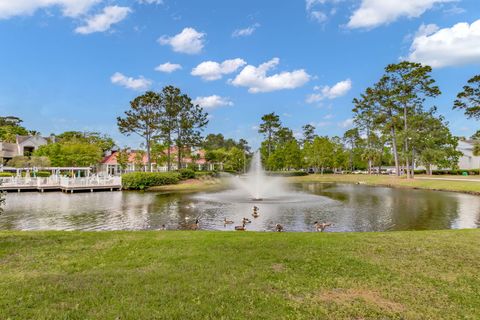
[
  {"left": 147, "top": 177, "right": 226, "bottom": 193},
  {"left": 287, "top": 174, "right": 480, "bottom": 194},
  {"left": 1, "top": 230, "right": 479, "bottom": 319}
]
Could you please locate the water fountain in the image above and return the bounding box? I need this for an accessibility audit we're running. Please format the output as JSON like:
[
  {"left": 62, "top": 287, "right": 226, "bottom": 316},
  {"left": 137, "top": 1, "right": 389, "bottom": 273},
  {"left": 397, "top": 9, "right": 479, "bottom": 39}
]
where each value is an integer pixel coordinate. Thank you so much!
[{"left": 230, "top": 151, "right": 288, "bottom": 201}]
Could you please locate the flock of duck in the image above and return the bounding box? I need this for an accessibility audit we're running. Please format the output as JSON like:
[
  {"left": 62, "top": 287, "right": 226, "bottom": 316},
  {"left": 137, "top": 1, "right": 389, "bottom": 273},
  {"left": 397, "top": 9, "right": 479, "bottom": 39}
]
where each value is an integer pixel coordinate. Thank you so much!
[{"left": 160, "top": 205, "right": 333, "bottom": 232}]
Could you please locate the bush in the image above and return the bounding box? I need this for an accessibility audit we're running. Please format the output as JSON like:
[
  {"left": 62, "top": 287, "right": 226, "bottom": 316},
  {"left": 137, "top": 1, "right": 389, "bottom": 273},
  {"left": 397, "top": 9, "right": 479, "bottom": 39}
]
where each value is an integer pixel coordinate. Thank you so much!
[
  {"left": 178, "top": 168, "right": 195, "bottom": 180},
  {"left": 122, "top": 172, "right": 181, "bottom": 190},
  {"left": 35, "top": 171, "right": 51, "bottom": 177},
  {"left": 267, "top": 171, "right": 308, "bottom": 177},
  {"left": 0, "top": 172, "right": 13, "bottom": 177},
  {"left": 430, "top": 169, "right": 479, "bottom": 176},
  {"left": 195, "top": 171, "right": 217, "bottom": 178}
]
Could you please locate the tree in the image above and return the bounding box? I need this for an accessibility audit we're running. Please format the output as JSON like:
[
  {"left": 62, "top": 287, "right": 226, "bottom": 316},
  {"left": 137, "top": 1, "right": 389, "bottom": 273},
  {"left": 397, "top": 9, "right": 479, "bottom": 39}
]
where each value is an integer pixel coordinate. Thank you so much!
[
  {"left": 116, "top": 148, "right": 130, "bottom": 173},
  {"left": 35, "top": 142, "right": 102, "bottom": 167},
  {"left": 258, "top": 113, "right": 281, "bottom": 158},
  {"left": 383, "top": 61, "right": 441, "bottom": 178},
  {"left": 160, "top": 86, "right": 181, "bottom": 171},
  {"left": 0, "top": 116, "right": 29, "bottom": 143},
  {"left": 304, "top": 136, "right": 334, "bottom": 174},
  {"left": 56, "top": 131, "right": 115, "bottom": 153},
  {"left": 117, "top": 91, "right": 162, "bottom": 171},
  {"left": 411, "top": 110, "right": 461, "bottom": 175},
  {"left": 301, "top": 124, "right": 316, "bottom": 145},
  {"left": 174, "top": 94, "right": 208, "bottom": 170},
  {"left": 471, "top": 130, "right": 480, "bottom": 141},
  {"left": 454, "top": 75, "right": 480, "bottom": 120},
  {"left": 343, "top": 128, "right": 361, "bottom": 172}
]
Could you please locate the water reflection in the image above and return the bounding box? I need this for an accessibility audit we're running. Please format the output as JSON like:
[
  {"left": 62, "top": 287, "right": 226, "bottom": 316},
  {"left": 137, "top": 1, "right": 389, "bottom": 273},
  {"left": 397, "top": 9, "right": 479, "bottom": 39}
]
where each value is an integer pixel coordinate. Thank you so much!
[{"left": 1, "top": 183, "right": 479, "bottom": 232}]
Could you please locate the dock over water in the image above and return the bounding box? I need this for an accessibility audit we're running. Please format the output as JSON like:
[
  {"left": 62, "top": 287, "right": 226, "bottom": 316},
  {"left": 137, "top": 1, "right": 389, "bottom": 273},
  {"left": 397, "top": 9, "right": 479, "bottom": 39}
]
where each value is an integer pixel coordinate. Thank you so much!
[{"left": 0, "top": 177, "right": 122, "bottom": 193}]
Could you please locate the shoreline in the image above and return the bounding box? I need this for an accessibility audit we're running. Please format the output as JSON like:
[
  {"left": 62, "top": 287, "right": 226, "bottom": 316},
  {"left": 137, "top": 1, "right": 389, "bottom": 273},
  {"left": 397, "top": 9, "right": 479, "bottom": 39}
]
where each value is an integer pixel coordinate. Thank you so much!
[{"left": 286, "top": 174, "right": 480, "bottom": 196}]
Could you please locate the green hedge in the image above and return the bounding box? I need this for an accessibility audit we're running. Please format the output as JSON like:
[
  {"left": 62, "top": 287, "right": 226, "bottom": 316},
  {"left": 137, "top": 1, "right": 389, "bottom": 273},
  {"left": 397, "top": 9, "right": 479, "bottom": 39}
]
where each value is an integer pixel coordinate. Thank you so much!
[
  {"left": 195, "top": 171, "right": 217, "bottom": 178},
  {"left": 178, "top": 168, "right": 195, "bottom": 180},
  {"left": 35, "top": 171, "right": 51, "bottom": 177},
  {"left": 267, "top": 171, "right": 308, "bottom": 177},
  {"left": 415, "top": 169, "right": 479, "bottom": 175},
  {"left": 122, "top": 172, "right": 181, "bottom": 190},
  {"left": 0, "top": 172, "right": 13, "bottom": 177}
]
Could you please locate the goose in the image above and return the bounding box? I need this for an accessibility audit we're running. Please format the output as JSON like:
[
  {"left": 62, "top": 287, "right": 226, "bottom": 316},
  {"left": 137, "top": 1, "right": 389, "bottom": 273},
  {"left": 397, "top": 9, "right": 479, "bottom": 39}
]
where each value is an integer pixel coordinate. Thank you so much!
[
  {"left": 223, "top": 218, "right": 234, "bottom": 224},
  {"left": 242, "top": 217, "right": 252, "bottom": 224},
  {"left": 187, "top": 219, "right": 199, "bottom": 230},
  {"left": 275, "top": 224, "right": 284, "bottom": 232},
  {"left": 160, "top": 224, "right": 166, "bottom": 230},
  {"left": 314, "top": 221, "right": 332, "bottom": 232},
  {"left": 235, "top": 223, "right": 246, "bottom": 231}
]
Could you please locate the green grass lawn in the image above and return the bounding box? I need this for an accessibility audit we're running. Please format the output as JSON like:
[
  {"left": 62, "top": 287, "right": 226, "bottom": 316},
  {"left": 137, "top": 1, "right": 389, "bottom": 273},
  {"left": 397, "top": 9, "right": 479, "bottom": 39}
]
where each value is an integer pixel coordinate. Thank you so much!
[
  {"left": 1, "top": 230, "right": 480, "bottom": 319},
  {"left": 287, "top": 174, "right": 480, "bottom": 194}
]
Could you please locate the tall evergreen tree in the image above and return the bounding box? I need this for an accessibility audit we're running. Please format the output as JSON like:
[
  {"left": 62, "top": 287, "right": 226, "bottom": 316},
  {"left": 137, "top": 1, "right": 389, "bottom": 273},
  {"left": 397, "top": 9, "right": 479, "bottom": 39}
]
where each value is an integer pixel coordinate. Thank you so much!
[{"left": 258, "top": 112, "right": 281, "bottom": 158}]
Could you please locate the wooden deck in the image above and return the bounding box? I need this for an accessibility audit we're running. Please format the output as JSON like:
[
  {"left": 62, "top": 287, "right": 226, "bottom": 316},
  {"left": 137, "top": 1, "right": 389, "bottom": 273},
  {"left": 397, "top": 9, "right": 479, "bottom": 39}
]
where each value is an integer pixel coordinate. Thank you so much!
[{"left": 0, "top": 177, "right": 122, "bottom": 193}]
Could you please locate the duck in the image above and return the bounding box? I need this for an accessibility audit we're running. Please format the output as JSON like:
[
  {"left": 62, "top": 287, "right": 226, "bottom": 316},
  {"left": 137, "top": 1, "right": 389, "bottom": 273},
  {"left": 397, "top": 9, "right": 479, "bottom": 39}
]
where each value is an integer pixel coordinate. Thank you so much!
[
  {"left": 314, "top": 221, "right": 332, "bottom": 232},
  {"left": 242, "top": 217, "right": 252, "bottom": 224},
  {"left": 235, "top": 223, "right": 246, "bottom": 231},
  {"left": 275, "top": 224, "right": 284, "bottom": 232},
  {"left": 223, "top": 218, "right": 234, "bottom": 224},
  {"left": 160, "top": 224, "right": 166, "bottom": 230},
  {"left": 252, "top": 211, "right": 260, "bottom": 218}
]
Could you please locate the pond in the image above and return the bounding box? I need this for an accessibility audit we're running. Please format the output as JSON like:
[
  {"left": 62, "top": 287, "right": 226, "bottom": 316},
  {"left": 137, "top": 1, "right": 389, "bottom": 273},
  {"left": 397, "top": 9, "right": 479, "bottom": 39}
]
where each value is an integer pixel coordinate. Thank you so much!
[{"left": 1, "top": 182, "right": 479, "bottom": 232}]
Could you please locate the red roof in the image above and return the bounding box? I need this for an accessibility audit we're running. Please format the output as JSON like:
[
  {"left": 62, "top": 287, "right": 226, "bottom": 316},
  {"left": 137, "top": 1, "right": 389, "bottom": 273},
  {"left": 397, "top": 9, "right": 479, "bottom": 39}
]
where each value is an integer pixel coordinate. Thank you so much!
[{"left": 101, "top": 149, "right": 207, "bottom": 165}]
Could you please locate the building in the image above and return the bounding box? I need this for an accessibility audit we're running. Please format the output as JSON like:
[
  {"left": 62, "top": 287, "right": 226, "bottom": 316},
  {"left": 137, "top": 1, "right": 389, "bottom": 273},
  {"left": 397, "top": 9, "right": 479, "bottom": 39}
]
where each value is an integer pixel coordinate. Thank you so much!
[
  {"left": 99, "top": 147, "right": 212, "bottom": 175},
  {"left": 457, "top": 140, "right": 480, "bottom": 170},
  {"left": 0, "top": 135, "right": 48, "bottom": 164}
]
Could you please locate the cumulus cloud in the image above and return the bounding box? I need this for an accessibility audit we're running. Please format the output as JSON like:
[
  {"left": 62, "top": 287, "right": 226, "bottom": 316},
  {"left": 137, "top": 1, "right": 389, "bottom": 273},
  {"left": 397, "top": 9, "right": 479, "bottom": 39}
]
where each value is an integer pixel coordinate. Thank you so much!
[
  {"left": 230, "top": 58, "right": 310, "bottom": 93},
  {"left": 407, "top": 19, "right": 480, "bottom": 68},
  {"left": 306, "top": 79, "right": 352, "bottom": 103},
  {"left": 347, "top": 0, "right": 453, "bottom": 29},
  {"left": 192, "top": 95, "right": 233, "bottom": 109},
  {"left": 0, "top": 0, "right": 100, "bottom": 19},
  {"left": 191, "top": 58, "right": 246, "bottom": 81},
  {"left": 158, "top": 27, "right": 205, "bottom": 54},
  {"left": 339, "top": 118, "right": 354, "bottom": 128},
  {"left": 110, "top": 72, "right": 151, "bottom": 91},
  {"left": 155, "top": 62, "right": 182, "bottom": 73},
  {"left": 75, "top": 6, "right": 131, "bottom": 34},
  {"left": 232, "top": 23, "right": 260, "bottom": 37}
]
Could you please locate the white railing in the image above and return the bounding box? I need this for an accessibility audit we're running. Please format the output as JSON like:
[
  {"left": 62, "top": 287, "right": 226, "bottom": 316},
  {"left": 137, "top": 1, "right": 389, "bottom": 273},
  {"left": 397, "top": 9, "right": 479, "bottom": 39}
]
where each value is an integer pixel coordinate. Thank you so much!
[{"left": 0, "top": 176, "right": 121, "bottom": 188}]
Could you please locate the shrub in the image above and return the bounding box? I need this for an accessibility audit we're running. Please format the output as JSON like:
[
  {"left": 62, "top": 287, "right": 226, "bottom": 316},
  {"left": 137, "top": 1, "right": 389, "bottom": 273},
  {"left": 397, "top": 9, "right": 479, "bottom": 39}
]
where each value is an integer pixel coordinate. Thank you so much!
[
  {"left": 178, "top": 168, "right": 195, "bottom": 180},
  {"left": 267, "top": 171, "right": 308, "bottom": 177},
  {"left": 35, "top": 171, "right": 51, "bottom": 177},
  {"left": 195, "top": 171, "right": 216, "bottom": 178},
  {"left": 0, "top": 172, "right": 13, "bottom": 177},
  {"left": 122, "top": 172, "right": 181, "bottom": 190}
]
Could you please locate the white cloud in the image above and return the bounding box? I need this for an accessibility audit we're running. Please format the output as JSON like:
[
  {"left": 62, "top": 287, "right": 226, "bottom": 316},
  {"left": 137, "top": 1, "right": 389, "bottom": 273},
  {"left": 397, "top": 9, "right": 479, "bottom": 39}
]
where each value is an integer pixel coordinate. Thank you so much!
[
  {"left": 0, "top": 0, "right": 100, "bottom": 19},
  {"left": 191, "top": 58, "right": 246, "bottom": 81},
  {"left": 75, "top": 6, "right": 131, "bottom": 34},
  {"left": 230, "top": 58, "right": 310, "bottom": 93},
  {"left": 306, "top": 79, "right": 352, "bottom": 103},
  {"left": 192, "top": 95, "right": 233, "bottom": 109},
  {"left": 158, "top": 27, "right": 205, "bottom": 54},
  {"left": 155, "top": 62, "right": 182, "bottom": 73},
  {"left": 347, "top": 0, "right": 453, "bottom": 29},
  {"left": 407, "top": 19, "right": 480, "bottom": 68},
  {"left": 305, "top": 0, "right": 340, "bottom": 24},
  {"left": 110, "top": 72, "right": 151, "bottom": 91},
  {"left": 339, "top": 118, "right": 354, "bottom": 128},
  {"left": 232, "top": 23, "right": 260, "bottom": 37}
]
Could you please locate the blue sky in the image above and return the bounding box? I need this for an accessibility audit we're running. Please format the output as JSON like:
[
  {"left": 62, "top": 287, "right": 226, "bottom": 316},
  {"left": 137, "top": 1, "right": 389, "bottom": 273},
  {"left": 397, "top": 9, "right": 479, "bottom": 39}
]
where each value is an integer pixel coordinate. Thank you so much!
[{"left": 0, "top": 0, "right": 479, "bottom": 148}]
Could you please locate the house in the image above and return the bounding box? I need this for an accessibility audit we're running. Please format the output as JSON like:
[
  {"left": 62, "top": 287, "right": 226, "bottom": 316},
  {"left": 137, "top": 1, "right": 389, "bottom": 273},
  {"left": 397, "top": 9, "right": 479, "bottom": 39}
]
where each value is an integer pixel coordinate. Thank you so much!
[
  {"left": 0, "top": 135, "right": 48, "bottom": 164},
  {"left": 457, "top": 140, "right": 480, "bottom": 170},
  {"left": 99, "top": 147, "right": 212, "bottom": 175}
]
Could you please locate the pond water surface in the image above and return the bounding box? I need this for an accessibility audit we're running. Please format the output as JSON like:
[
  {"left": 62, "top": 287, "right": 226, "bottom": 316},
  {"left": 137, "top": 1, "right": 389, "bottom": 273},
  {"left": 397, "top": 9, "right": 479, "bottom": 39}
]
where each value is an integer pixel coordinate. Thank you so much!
[{"left": 1, "top": 182, "right": 479, "bottom": 232}]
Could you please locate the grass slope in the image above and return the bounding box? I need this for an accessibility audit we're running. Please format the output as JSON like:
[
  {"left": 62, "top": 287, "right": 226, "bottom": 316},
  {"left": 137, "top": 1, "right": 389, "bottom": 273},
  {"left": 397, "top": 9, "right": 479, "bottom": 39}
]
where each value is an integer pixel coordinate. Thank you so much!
[
  {"left": 1, "top": 230, "right": 480, "bottom": 319},
  {"left": 287, "top": 174, "right": 480, "bottom": 194}
]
